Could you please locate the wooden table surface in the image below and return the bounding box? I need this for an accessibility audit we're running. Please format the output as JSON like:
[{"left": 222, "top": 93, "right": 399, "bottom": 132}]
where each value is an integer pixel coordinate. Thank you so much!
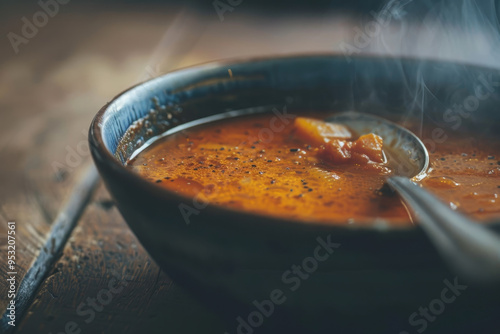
[{"left": 0, "top": 4, "right": 356, "bottom": 333}]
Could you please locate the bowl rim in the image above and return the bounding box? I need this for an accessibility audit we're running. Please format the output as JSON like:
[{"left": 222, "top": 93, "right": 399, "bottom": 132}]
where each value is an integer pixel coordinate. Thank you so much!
[{"left": 89, "top": 52, "right": 500, "bottom": 232}]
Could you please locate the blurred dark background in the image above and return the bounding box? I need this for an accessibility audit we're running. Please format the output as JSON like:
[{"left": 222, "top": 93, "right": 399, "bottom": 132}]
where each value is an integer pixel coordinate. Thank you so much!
[{"left": 0, "top": 0, "right": 392, "bottom": 15}]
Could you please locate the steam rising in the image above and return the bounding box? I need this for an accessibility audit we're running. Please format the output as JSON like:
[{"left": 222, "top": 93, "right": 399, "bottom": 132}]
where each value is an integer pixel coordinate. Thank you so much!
[
  {"left": 368, "top": 0, "right": 500, "bottom": 68},
  {"left": 341, "top": 0, "right": 500, "bottom": 138}
]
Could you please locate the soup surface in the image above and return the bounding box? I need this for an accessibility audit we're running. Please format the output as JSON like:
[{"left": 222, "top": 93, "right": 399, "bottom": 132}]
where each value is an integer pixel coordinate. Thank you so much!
[{"left": 128, "top": 113, "right": 500, "bottom": 226}]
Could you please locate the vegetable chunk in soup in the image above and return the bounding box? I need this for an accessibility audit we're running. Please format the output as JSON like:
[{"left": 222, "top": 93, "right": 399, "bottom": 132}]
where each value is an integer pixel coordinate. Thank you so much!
[
  {"left": 294, "top": 117, "right": 388, "bottom": 170},
  {"left": 127, "top": 113, "right": 500, "bottom": 226}
]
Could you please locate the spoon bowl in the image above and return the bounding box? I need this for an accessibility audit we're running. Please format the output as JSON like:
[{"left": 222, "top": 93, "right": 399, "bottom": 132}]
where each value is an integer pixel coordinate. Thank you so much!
[{"left": 326, "top": 111, "right": 429, "bottom": 180}]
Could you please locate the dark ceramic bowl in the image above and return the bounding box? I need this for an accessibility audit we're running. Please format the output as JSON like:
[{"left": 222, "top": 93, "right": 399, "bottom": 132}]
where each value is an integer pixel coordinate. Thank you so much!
[{"left": 89, "top": 55, "right": 500, "bottom": 333}]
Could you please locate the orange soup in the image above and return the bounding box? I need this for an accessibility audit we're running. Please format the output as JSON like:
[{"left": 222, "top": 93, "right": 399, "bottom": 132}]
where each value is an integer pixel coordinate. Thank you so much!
[{"left": 127, "top": 113, "right": 500, "bottom": 226}]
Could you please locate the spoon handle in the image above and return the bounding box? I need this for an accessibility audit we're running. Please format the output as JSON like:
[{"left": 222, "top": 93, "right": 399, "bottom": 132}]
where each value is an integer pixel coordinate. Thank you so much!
[{"left": 387, "top": 176, "right": 500, "bottom": 285}]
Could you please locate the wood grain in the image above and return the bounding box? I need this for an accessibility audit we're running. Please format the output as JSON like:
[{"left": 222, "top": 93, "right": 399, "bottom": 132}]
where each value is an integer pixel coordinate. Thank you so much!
[
  {"left": 0, "top": 7, "right": 181, "bottom": 326},
  {"left": 15, "top": 185, "right": 224, "bottom": 334},
  {"left": 0, "top": 167, "right": 99, "bottom": 333}
]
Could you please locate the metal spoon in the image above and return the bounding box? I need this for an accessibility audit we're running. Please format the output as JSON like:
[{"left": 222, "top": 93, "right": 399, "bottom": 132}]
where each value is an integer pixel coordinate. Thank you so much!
[{"left": 326, "top": 111, "right": 500, "bottom": 285}]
